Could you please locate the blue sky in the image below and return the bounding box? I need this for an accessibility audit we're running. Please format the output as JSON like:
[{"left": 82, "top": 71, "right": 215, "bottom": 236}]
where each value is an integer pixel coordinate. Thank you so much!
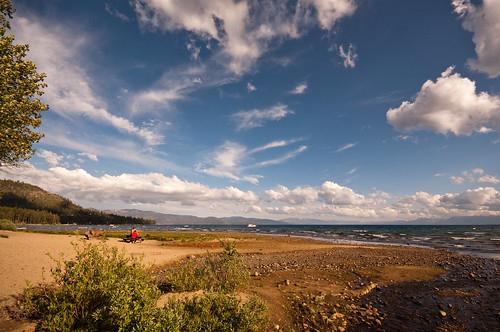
[{"left": 3, "top": 0, "right": 500, "bottom": 221}]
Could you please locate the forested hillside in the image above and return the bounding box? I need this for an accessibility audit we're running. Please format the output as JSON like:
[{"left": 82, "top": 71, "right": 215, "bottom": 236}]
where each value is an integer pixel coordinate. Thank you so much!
[{"left": 0, "top": 179, "right": 154, "bottom": 225}]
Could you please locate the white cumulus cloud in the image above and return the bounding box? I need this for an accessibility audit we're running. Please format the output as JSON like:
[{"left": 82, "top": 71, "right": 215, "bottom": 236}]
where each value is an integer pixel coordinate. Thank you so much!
[
  {"left": 386, "top": 67, "right": 500, "bottom": 135},
  {"left": 132, "top": 0, "right": 357, "bottom": 74},
  {"left": 453, "top": 0, "right": 500, "bottom": 78},
  {"left": 450, "top": 168, "right": 500, "bottom": 185},
  {"left": 0, "top": 164, "right": 258, "bottom": 206}
]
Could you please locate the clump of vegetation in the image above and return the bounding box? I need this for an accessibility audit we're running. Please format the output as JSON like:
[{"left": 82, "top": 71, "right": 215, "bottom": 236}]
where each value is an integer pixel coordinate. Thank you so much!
[
  {"left": 159, "top": 241, "right": 250, "bottom": 293},
  {"left": 21, "top": 243, "right": 161, "bottom": 331},
  {"left": 0, "top": 218, "right": 16, "bottom": 230},
  {"left": 161, "top": 293, "right": 268, "bottom": 332},
  {"left": 20, "top": 242, "right": 268, "bottom": 331}
]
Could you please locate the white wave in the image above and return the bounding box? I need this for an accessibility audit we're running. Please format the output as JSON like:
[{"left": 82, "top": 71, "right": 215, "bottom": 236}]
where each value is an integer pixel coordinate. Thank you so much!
[{"left": 370, "top": 234, "right": 388, "bottom": 239}]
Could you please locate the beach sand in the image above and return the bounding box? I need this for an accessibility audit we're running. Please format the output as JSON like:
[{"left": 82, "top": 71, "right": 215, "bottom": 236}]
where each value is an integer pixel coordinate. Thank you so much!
[{"left": 1, "top": 230, "right": 499, "bottom": 331}]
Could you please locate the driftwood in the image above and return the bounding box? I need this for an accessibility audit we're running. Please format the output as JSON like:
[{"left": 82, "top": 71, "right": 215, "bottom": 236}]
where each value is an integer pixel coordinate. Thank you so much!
[{"left": 84, "top": 229, "right": 105, "bottom": 240}]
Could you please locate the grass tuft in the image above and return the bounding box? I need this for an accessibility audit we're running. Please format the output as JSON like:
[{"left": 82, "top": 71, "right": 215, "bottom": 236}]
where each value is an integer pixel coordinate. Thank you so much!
[
  {"left": 159, "top": 241, "right": 250, "bottom": 293},
  {"left": 0, "top": 219, "right": 16, "bottom": 231}
]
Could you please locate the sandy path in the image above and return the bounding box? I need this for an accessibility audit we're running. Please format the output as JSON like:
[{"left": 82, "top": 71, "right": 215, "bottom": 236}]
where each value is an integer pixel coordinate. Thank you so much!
[{"left": 0, "top": 231, "right": 207, "bottom": 299}]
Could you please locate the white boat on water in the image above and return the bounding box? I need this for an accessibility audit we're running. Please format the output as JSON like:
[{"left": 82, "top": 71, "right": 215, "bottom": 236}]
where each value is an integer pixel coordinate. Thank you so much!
[{"left": 247, "top": 224, "right": 257, "bottom": 228}]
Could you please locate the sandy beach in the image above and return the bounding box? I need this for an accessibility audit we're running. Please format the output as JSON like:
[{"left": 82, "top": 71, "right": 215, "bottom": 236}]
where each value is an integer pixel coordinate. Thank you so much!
[
  {"left": 0, "top": 230, "right": 336, "bottom": 299},
  {"left": 1, "top": 230, "right": 499, "bottom": 331}
]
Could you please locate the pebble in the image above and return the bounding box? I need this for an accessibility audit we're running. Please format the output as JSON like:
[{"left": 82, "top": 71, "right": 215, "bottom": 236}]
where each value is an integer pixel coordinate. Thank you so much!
[{"left": 439, "top": 310, "right": 447, "bottom": 318}]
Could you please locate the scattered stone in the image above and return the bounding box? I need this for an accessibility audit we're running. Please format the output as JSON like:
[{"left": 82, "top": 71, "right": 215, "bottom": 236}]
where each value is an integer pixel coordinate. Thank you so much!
[
  {"left": 439, "top": 310, "right": 447, "bottom": 318},
  {"left": 254, "top": 271, "right": 260, "bottom": 277}
]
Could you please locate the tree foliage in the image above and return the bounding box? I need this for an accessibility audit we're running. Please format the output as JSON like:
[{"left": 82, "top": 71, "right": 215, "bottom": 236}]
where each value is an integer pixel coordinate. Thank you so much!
[
  {"left": 0, "top": 206, "right": 59, "bottom": 224},
  {"left": 0, "top": 0, "right": 48, "bottom": 166}
]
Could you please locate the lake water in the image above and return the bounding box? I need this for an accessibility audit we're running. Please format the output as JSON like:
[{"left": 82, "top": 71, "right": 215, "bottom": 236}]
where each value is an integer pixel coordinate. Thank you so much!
[{"left": 22, "top": 224, "right": 500, "bottom": 260}]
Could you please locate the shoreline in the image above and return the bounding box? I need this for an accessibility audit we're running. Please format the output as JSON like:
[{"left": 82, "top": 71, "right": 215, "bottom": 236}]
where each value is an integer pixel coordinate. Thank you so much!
[
  {"left": 15, "top": 223, "right": 500, "bottom": 261},
  {"left": 272, "top": 233, "right": 500, "bottom": 260}
]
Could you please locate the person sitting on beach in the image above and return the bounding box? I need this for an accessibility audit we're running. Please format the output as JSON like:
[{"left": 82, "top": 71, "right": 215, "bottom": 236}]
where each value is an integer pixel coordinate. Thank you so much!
[{"left": 130, "top": 227, "right": 139, "bottom": 243}]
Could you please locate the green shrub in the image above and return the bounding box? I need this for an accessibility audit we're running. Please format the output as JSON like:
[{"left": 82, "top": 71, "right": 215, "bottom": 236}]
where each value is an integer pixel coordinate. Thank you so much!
[
  {"left": 21, "top": 243, "right": 161, "bottom": 331},
  {"left": 161, "top": 241, "right": 250, "bottom": 293},
  {"left": 20, "top": 242, "right": 268, "bottom": 331},
  {"left": 0, "top": 218, "right": 16, "bottom": 231},
  {"left": 161, "top": 293, "right": 268, "bottom": 332}
]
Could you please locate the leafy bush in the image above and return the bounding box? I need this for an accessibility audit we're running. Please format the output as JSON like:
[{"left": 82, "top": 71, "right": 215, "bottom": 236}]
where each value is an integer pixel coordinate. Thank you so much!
[
  {"left": 0, "top": 218, "right": 16, "bottom": 230},
  {"left": 20, "top": 242, "right": 269, "bottom": 331},
  {"left": 161, "top": 293, "right": 268, "bottom": 332},
  {"left": 160, "top": 241, "right": 250, "bottom": 293},
  {"left": 21, "top": 243, "right": 161, "bottom": 331}
]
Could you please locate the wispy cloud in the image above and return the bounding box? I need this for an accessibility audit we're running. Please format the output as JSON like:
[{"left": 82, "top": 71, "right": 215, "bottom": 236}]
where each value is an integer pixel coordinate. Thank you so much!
[
  {"left": 336, "top": 142, "right": 358, "bottom": 152},
  {"left": 130, "top": 62, "right": 234, "bottom": 115},
  {"left": 247, "top": 82, "right": 257, "bottom": 92},
  {"left": 13, "top": 15, "right": 161, "bottom": 145},
  {"left": 104, "top": 3, "right": 130, "bottom": 22},
  {"left": 37, "top": 149, "right": 64, "bottom": 167},
  {"left": 347, "top": 167, "right": 358, "bottom": 175},
  {"left": 78, "top": 152, "right": 98, "bottom": 162},
  {"left": 254, "top": 145, "right": 307, "bottom": 168},
  {"left": 289, "top": 82, "right": 308, "bottom": 95},
  {"left": 232, "top": 103, "right": 294, "bottom": 131},
  {"left": 197, "top": 139, "right": 306, "bottom": 184},
  {"left": 249, "top": 138, "right": 305, "bottom": 154},
  {"left": 337, "top": 43, "right": 358, "bottom": 68},
  {"left": 41, "top": 127, "right": 182, "bottom": 172}
]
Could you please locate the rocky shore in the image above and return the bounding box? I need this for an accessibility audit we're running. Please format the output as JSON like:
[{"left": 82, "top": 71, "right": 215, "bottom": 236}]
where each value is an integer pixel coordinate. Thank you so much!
[{"left": 243, "top": 246, "right": 500, "bottom": 331}]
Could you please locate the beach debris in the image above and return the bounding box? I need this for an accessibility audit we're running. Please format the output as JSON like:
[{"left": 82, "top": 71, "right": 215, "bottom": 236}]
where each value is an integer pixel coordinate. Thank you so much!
[{"left": 84, "top": 229, "right": 104, "bottom": 240}]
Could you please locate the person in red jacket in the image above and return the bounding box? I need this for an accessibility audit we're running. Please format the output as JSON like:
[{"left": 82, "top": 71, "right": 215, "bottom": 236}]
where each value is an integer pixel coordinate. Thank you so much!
[{"left": 130, "top": 227, "right": 139, "bottom": 243}]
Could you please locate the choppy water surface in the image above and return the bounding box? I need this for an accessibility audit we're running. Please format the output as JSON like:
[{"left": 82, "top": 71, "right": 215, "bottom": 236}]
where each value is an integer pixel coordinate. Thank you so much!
[{"left": 22, "top": 224, "right": 500, "bottom": 259}]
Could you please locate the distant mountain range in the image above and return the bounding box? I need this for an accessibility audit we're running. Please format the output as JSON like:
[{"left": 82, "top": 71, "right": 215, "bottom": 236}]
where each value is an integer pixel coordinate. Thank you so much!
[
  {"left": 107, "top": 209, "right": 286, "bottom": 226},
  {"left": 109, "top": 209, "right": 500, "bottom": 226}
]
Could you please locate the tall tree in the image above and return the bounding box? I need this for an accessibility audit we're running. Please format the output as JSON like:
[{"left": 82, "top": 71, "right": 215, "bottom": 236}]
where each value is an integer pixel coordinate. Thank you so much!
[{"left": 0, "top": 0, "right": 48, "bottom": 166}]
